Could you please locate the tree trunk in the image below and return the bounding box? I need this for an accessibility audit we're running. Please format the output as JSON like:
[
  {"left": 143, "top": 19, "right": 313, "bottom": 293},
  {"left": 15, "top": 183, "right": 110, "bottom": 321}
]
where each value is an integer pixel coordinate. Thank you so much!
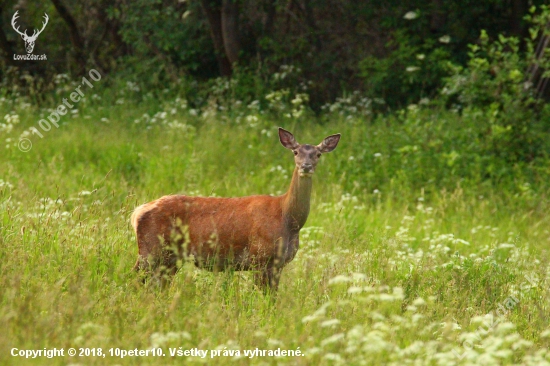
[
  {"left": 263, "top": 0, "right": 277, "bottom": 36},
  {"left": 98, "top": 0, "right": 128, "bottom": 58},
  {"left": 221, "top": 0, "right": 241, "bottom": 65},
  {"left": 143, "top": 34, "right": 179, "bottom": 82},
  {"left": 510, "top": 0, "right": 527, "bottom": 40},
  {"left": 0, "top": 5, "right": 18, "bottom": 67},
  {"left": 302, "top": 0, "right": 321, "bottom": 52},
  {"left": 430, "top": 0, "right": 445, "bottom": 33},
  {"left": 201, "top": 0, "right": 232, "bottom": 76},
  {"left": 50, "top": 0, "right": 86, "bottom": 74}
]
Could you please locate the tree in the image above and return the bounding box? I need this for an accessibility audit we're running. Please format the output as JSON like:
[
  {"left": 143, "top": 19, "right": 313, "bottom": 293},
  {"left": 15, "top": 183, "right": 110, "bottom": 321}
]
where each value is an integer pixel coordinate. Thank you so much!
[
  {"left": 201, "top": 0, "right": 241, "bottom": 76},
  {"left": 50, "top": 0, "right": 86, "bottom": 74},
  {"left": 0, "top": 4, "right": 17, "bottom": 67}
]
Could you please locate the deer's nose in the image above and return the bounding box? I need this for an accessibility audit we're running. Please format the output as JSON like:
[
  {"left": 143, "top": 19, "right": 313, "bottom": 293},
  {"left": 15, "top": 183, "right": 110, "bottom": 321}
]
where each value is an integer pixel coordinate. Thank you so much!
[{"left": 301, "top": 163, "right": 313, "bottom": 172}]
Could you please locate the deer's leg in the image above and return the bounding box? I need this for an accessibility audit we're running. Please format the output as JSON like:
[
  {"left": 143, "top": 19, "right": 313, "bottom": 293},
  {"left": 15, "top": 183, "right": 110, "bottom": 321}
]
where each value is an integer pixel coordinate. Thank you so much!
[
  {"left": 135, "top": 236, "right": 175, "bottom": 287},
  {"left": 254, "top": 264, "right": 282, "bottom": 293},
  {"left": 134, "top": 211, "right": 166, "bottom": 281},
  {"left": 156, "top": 249, "right": 179, "bottom": 288},
  {"left": 133, "top": 255, "right": 150, "bottom": 284},
  {"left": 134, "top": 236, "right": 160, "bottom": 283},
  {"left": 254, "top": 237, "right": 287, "bottom": 293},
  {"left": 151, "top": 223, "right": 191, "bottom": 287},
  {"left": 133, "top": 255, "right": 146, "bottom": 271},
  {"left": 253, "top": 270, "right": 268, "bottom": 290}
]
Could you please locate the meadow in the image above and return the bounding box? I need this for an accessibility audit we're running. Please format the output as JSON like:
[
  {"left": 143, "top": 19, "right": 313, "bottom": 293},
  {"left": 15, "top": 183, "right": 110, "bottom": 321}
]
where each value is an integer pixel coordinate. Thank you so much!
[{"left": 1, "top": 85, "right": 550, "bottom": 365}]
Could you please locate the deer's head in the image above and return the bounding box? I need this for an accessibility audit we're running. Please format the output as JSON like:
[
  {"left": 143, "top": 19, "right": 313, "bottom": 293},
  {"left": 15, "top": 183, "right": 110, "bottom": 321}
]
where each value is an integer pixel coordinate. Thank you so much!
[
  {"left": 11, "top": 11, "right": 49, "bottom": 54},
  {"left": 279, "top": 128, "right": 340, "bottom": 177}
]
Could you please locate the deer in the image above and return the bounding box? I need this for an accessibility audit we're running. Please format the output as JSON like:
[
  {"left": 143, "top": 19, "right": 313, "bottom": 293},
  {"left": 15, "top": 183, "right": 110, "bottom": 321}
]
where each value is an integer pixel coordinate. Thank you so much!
[
  {"left": 131, "top": 128, "right": 340, "bottom": 291},
  {"left": 11, "top": 11, "right": 49, "bottom": 54}
]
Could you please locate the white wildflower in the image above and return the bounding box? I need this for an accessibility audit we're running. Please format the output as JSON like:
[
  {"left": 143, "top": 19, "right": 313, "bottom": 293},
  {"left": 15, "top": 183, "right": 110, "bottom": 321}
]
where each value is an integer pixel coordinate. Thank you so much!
[
  {"left": 403, "top": 11, "right": 418, "bottom": 20},
  {"left": 320, "top": 333, "right": 344, "bottom": 347},
  {"left": 328, "top": 275, "right": 352, "bottom": 285},
  {"left": 320, "top": 319, "right": 341, "bottom": 328}
]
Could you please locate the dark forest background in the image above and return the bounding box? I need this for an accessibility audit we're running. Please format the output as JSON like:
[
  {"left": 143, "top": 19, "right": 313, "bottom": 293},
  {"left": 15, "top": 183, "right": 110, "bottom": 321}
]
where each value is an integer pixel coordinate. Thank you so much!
[{"left": 0, "top": 0, "right": 549, "bottom": 110}]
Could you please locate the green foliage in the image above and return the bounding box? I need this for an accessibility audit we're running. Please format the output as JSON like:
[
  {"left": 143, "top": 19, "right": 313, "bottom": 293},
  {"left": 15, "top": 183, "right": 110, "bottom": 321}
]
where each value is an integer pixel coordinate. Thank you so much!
[
  {"left": 359, "top": 28, "right": 451, "bottom": 109},
  {"left": 525, "top": 5, "right": 550, "bottom": 80},
  {"left": 442, "top": 30, "right": 527, "bottom": 108},
  {"left": 181, "top": 64, "right": 313, "bottom": 118},
  {"left": 441, "top": 7, "right": 550, "bottom": 164},
  {"left": 114, "top": 0, "right": 216, "bottom": 78},
  {"left": 4, "top": 0, "right": 549, "bottom": 108}
]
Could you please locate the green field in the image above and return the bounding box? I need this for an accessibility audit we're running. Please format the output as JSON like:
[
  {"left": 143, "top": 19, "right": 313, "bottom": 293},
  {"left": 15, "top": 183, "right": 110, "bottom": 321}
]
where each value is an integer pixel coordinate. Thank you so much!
[{"left": 1, "top": 92, "right": 550, "bottom": 365}]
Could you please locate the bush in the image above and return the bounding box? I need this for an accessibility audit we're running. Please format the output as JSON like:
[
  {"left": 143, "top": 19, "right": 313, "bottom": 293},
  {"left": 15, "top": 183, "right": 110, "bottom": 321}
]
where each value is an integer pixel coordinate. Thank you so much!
[
  {"left": 359, "top": 28, "right": 451, "bottom": 110},
  {"left": 441, "top": 6, "right": 550, "bottom": 164}
]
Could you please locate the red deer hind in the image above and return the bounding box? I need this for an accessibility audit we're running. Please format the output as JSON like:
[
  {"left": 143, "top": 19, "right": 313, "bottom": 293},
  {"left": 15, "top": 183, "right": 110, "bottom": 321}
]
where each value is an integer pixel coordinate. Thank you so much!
[{"left": 131, "top": 128, "right": 340, "bottom": 291}]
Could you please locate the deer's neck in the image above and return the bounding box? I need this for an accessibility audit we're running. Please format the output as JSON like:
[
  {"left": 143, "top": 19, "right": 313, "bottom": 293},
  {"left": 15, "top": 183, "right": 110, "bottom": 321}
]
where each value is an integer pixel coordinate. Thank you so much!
[{"left": 282, "top": 167, "right": 313, "bottom": 232}]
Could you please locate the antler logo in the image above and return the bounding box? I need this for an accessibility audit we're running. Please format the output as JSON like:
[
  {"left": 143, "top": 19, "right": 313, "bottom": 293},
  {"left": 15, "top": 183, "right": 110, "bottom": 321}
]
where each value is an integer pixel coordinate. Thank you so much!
[{"left": 11, "top": 11, "right": 49, "bottom": 54}]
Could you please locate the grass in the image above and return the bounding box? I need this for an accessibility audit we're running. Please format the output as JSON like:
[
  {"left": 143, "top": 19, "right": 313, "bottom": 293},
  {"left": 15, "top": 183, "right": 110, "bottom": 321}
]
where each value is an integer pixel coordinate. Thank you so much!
[{"left": 1, "top": 91, "right": 550, "bottom": 365}]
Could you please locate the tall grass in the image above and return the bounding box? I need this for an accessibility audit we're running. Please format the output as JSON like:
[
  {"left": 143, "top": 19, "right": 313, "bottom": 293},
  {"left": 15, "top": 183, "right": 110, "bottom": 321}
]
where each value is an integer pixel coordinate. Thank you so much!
[{"left": 1, "top": 92, "right": 550, "bottom": 365}]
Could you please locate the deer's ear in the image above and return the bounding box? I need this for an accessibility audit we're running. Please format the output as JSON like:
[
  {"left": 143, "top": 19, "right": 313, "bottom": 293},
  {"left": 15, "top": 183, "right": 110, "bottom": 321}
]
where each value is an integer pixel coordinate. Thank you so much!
[
  {"left": 318, "top": 134, "right": 341, "bottom": 153},
  {"left": 279, "top": 128, "right": 299, "bottom": 150}
]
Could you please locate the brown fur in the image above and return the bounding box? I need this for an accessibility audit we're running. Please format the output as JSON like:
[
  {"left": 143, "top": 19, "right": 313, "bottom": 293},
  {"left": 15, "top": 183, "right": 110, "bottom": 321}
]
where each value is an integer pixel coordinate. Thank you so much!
[{"left": 131, "top": 128, "right": 340, "bottom": 291}]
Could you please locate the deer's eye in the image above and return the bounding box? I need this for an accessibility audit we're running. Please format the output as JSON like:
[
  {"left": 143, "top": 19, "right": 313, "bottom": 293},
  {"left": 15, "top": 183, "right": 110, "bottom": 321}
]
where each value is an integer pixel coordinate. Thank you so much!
[
  {"left": 317, "top": 153, "right": 321, "bottom": 158},
  {"left": 293, "top": 150, "right": 298, "bottom": 156}
]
